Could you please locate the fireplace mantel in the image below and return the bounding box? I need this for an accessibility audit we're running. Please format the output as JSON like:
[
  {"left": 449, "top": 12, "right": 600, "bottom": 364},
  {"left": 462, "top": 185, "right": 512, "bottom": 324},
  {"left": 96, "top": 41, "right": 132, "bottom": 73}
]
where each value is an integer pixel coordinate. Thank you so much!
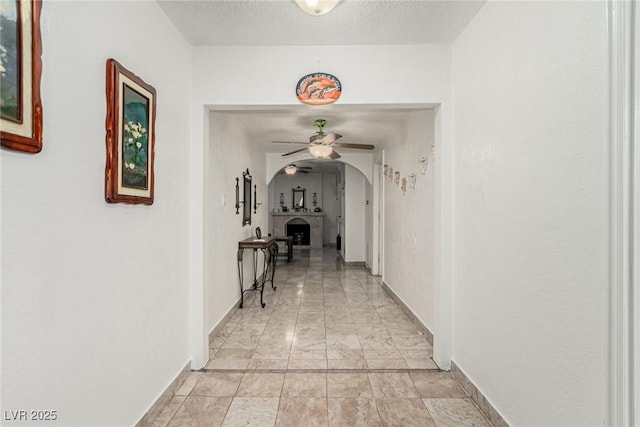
[
  {"left": 272, "top": 212, "right": 324, "bottom": 248},
  {"left": 271, "top": 212, "right": 324, "bottom": 217}
]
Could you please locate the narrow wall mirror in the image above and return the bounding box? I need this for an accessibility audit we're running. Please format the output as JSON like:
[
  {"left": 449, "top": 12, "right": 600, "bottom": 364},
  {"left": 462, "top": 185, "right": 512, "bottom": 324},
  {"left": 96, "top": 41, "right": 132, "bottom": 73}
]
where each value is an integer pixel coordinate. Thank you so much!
[
  {"left": 243, "top": 169, "right": 252, "bottom": 226},
  {"left": 292, "top": 186, "right": 305, "bottom": 210}
]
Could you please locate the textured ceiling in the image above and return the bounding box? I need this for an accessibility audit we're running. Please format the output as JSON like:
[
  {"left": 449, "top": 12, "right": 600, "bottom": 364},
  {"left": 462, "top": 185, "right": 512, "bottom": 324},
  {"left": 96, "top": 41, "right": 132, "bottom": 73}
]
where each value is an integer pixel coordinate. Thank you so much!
[{"left": 157, "top": 0, "right": 485, "bottom": 46}]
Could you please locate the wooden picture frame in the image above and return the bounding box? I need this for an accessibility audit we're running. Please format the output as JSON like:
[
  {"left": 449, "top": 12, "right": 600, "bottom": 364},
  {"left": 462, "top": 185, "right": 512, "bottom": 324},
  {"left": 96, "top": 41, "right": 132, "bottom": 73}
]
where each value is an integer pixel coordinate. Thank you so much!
[
  {"left": 105, "top": 59, "right": 156, "bottom": 205},
  {"left": 0, "top": 0, "right": 43, "bottom": 153}
]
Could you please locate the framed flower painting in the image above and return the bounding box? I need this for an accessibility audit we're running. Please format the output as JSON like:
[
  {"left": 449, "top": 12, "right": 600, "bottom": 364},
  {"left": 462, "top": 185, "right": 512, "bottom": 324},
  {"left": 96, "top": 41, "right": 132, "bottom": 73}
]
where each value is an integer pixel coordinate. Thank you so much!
[
  {"left": 0, "top": 0, "right": 43, "bottom": 153},
  {"left": 104, "top": 59, "right": 156, "bottom": 205}
]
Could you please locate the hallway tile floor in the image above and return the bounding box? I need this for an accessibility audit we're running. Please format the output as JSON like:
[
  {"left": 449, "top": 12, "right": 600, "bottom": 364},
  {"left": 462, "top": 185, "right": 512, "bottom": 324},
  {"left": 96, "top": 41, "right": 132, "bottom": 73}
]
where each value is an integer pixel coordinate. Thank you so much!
[{"left": 151, "top": 248, "right": 492, "bottom": 426}]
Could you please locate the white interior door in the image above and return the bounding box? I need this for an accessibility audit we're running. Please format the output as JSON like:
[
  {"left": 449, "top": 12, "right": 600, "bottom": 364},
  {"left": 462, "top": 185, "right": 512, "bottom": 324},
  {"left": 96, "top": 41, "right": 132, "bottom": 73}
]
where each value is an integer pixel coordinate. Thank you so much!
[
  {"left": 633, "top": 4, "right": 639, "bottom": 422},
  {"left": 370, "top": 164, "right": 382, "bottom": 275}
]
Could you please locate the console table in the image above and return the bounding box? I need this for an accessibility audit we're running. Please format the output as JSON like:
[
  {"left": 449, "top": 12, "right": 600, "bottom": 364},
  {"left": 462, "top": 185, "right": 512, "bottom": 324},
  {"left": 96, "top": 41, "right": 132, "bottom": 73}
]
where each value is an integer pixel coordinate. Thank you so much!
[
  {"left": 237, "top": 236, "right": 277, "bottom": 308},
  {"left": 275, "top": 236, "right": 293, "bottom": 263}
]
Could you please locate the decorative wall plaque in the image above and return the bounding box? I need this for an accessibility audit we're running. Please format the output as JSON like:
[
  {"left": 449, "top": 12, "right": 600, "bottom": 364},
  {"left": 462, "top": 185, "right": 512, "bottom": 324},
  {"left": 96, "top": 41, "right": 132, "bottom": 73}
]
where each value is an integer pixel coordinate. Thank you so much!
[{"left": 296, "top": 73, "right": 341, "bottom": 105}]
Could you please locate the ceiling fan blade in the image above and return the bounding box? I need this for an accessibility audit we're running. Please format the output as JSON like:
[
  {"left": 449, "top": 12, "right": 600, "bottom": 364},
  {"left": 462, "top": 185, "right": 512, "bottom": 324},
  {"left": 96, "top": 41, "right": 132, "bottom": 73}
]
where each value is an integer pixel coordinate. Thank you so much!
[
  {"left": 299, "top": 170, "right": 309, "bottom": 173},
  {"left": 282, "top": 147, "right": 309, "bottom": 157},
  {"left": 272, "top": 140, "right": 308, "bottom": 145},
  {"left": 329, "top": 150, "right": 341, "bottom": 159},
  {"left": 333, "top": 143, "right": 375, "bottom": 150},
  {"left": 298, "top": 166, "right": 313, "bottom": 170}
]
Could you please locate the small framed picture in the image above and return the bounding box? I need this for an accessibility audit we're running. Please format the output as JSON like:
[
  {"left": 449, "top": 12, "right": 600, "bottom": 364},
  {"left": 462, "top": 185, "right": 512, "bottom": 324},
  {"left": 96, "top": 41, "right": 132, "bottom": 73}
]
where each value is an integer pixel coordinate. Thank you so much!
[
  {"left": 255, "top": 227, "right": 262, "bottom": 239},
  {"left": 0, "top": 0, "right": 43, "bottom": 153},
  {"left": 104, "top": 59, "right": 156, "bottom": 205}
]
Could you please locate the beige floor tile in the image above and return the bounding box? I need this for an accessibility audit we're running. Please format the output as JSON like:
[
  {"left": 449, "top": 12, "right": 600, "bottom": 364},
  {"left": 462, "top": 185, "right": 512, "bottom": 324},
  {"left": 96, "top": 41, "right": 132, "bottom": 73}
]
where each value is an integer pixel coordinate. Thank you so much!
[
  {"left": 222, "top": 397, "right": 279, "bottom": 427},
  {"left": 400, "top": 349, "right": 434, "bottom": 359},
  {"left": 258, "top": 334, "right": 293, "bottom": 348},
  {"left": 392, "top": 334, "right": 431, "bottom": 349},
  {"left": 236, "top": 373, "right": 285, "bottom": 397},
  {"left": 222, "top": 333, "right": 261, "bottom": 350},
  {"left": 291, "top": 336, "right": 326, "bottom": 350},
  {"left": 327, "top": 359, "right": 368, "bottom": 369},
  {"left": 375, "top": 398, "right": 436, "bottom": 427},
  {"left": 327, "top": 398, "right": 382, "bottom": 427},
  {"left": 247, "top": 359, "right": 289, "bottom": 370},
  {"left": 253, "top": 347, "right": 291, "bottom": 360},
  {"left": 209, "top": 335, "right": 227, "bottom": 348},
  {"left": 366, "top": 358, "right": 409, "bottom": 369},
  {"left": 206, "top": 358, "right": 250, "bottom": 370},
  {"left": 213, "top": 349, "right": 255, "bottom": 360},
  {"left": 234, "top": 322, "right": 268, "bottom": 336},
  {"left": 151, "top": 396, "right": 185, "bottom": 427},
  {"left": 368, "top": 373, "right": 419, "bottom": 398},
  {"left": 276, "top": 398, "right": 328, "bottom": 427},
  {"left": 363, "top": 349, "right": 402, "bottom": 359},
  {"left": 326, "top": 349, "right": 364, "bottom": 360},
  {"left": 191, "top": 372, "right": 243, "bottom": 397},
  {"left": 327, "top": 373, "right": 373, "bottom": 398},
  {"left": 288, "top": 359, "right": 328, "bottom": 369},
  {"left": 290, "top": 349, "right": 326, "bottom": 360},
  {"left": 282, "top": 373, "right": 327, "bottom": 397},
  {"left": 423, "top": 398, "right": 491, "bottom": 427},
  {"left": 326, "top": 334, "right": 362, "bottom": 350},
  {"left": 358, "top": 333, "right": 396, "bottom": 350},
  {"left": 175, "top": 372, "right": 204, "bottom": 396},
  {"left": 406, "top": 358, "right": 439, "bottom": 369},
  {"left": 410, "top": 372, "right": 468, "bottom": 398},
  {"left": 167, "top": 396, "right": 231, "bottom": 427}
]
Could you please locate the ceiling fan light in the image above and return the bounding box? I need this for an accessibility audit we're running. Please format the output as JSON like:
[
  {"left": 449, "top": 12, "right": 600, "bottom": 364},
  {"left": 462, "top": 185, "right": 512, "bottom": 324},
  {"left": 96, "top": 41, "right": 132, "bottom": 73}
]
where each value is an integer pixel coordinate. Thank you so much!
[
  {"left": 309, "top": 144, "right": 333, "bottom": 158},
  {"left": 284, "top": 164, "right": 297, "bottom": 175},
  {"left": 294, "top": 0, "right": 342, "bottom": 16}
]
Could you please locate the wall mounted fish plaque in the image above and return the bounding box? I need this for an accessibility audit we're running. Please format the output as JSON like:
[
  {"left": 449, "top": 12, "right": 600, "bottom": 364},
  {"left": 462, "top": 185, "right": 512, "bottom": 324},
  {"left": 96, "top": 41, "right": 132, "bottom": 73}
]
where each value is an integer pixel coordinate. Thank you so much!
[{"left": 296, "top": 73, "right": 341, "bottom": 105}]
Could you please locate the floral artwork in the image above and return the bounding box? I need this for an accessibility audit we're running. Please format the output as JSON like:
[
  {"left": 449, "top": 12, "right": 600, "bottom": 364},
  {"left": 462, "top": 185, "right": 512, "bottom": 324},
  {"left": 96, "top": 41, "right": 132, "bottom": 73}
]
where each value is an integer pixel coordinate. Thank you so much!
[
  {"left": 0, "top": 0, "right": 43, "bottom": 153},
  {"left": 105, "top": 59, "right": 156, "bottom": 205},
  {"left": 121, "top": 93, "right": 149, "bottom": 189},
  {"left": 0, "top": 0, "right": 20, "bottom": 122}
]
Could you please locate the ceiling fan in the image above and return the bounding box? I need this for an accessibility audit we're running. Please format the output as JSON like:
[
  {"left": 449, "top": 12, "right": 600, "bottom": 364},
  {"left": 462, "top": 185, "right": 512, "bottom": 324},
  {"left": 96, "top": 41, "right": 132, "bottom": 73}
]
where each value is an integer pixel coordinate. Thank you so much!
[
  {"left": 272, "top": 119, "right": 375, "bottom": 159},
  {"left": 282, "top": 164, "right": 312, "bottom": 175}
]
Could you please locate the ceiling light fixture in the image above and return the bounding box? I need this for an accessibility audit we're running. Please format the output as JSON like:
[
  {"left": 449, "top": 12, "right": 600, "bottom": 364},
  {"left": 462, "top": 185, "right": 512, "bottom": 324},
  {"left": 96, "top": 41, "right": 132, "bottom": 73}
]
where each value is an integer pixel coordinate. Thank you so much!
[
  {"left": 294, "top": 0, "right": 342, "bottom": 16},
  {"left": 284, "top": 164, "right": 297, "bottom": 175},
  {"left": 308, "top": 145, "right": 333, "bottom": 158}
]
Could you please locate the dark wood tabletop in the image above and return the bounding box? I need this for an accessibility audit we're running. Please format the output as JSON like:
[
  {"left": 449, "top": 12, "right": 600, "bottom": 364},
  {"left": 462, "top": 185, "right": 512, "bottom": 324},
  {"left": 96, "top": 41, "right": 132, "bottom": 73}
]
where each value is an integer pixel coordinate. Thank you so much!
[{"left": 238, "top": 236, "right": 276, "bottom": 249}]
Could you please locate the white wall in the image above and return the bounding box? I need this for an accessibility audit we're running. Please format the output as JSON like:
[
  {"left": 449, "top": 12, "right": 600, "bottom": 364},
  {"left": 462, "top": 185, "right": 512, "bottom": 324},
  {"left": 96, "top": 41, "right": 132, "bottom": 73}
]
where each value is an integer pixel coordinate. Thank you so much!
[
  {"left": 205, "top": 112, "right": 268, "bottom": 332},
  {"left": 382, "top": 110, "right": 436, "bottom": 329},
  {"left": 270, "top": 172, "right": 324, "bottom": 214},
  {"left": 322, "top": 173, "right": 338, "bottom": 244},
  {"left": 344, "top": 165, "right": 366, "bottom": 262},
  {"left": 1, "top": 2, "right": 192, "bottom": 425},
  {"left": 194, "top": 45, "right": 451, "bottom": 107},
  {"left": 451, "top": 2, "right": 608, "bottom": 425}
]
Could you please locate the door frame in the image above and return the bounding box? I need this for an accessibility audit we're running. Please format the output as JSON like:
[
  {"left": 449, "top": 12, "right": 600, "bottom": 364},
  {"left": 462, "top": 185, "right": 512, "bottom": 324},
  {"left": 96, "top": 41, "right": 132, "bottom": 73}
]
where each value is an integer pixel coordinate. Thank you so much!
[{"left": 608, "top": 0, "right": 636, "bottom": 424}]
